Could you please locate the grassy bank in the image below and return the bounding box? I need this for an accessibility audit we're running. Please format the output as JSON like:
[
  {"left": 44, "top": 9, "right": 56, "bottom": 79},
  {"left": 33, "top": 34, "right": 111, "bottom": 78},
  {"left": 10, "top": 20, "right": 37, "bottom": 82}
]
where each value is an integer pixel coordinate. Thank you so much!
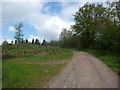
[
  {"left": 79, "top": 48, "right": 120, "bottom": 75},
  {"left": 2, "top": 44, "right": 73, "bottom": 88}
]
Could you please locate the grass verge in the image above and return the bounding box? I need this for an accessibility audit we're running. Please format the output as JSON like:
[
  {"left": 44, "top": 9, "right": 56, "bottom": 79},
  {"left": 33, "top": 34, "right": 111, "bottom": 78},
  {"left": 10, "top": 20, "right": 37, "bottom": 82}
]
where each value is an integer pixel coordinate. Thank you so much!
[{"left": 3, "top": 63, "right": 66, "bottom": 88}]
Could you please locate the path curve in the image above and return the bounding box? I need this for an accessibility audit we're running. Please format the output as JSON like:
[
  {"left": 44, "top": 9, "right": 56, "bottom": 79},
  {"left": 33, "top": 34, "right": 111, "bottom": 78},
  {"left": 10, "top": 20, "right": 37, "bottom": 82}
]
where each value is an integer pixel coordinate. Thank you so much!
[{"left": 48, "top": 51, "right": 118, "bottom": 88}]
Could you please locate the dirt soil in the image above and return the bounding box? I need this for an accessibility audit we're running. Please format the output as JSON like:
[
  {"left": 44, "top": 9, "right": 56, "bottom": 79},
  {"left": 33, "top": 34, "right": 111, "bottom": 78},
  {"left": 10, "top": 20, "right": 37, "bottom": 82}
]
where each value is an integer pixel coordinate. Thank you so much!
[{"left": 47, "top": 51, "right": 118, "bottom": 88}]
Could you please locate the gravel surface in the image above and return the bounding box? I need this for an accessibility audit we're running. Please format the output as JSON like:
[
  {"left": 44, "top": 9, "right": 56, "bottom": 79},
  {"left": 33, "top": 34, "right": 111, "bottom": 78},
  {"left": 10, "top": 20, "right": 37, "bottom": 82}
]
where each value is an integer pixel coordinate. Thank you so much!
[{"left": 48, "top": 51, "right": 118, "bottom": 88}]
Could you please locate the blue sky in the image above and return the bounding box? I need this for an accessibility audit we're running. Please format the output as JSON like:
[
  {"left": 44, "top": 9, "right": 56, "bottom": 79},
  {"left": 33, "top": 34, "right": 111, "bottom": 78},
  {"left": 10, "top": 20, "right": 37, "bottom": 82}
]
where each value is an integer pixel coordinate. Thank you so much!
[{"left": 1, "top": 0, "right": 113, "bottom": 44}]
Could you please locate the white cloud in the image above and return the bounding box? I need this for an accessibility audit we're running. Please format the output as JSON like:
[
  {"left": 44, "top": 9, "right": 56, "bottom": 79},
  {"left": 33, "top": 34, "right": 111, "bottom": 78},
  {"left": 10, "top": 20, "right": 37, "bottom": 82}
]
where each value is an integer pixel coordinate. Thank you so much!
[
  {"left": 2, "top": 2, "right": 43, "bottom": 23},
  {"left": 2, "top": 0, "right": 40, "bottom": 2},
  {"left": 5, "top": 39, "right": 12, "bottom": 43},
  {"left": 1, "top": 0, "right": 117, "bottom": 2},
  {"left": 8, "top": 26, "right": 16, "bottom": 32},
  {"left": 60, "top": 2, "right": 85, "bottom": 21},
  {"left": 22, "top": 2, "right": 77, "bottom": 41},
  {"left": 0, "top": 3, "right": 2, "bottom": 35},
  {"left": 34, "top": 16, "right": 74, "bottom": 41},
  {"left": 0, "top": 35, "right": 12, "bottom": 45}
]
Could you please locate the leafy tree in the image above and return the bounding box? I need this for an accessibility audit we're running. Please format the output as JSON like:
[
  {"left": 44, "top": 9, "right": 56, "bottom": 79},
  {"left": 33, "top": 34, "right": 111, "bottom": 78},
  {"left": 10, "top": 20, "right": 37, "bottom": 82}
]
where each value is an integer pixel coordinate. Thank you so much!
[
  {"left": 73, "top": 3, "right": 108, "bottom": 48},
  {"left": 47, "top": 40, "right": 60, "bottom": 46},
  {"left": 59, "top": 28, "right": 68, "bottom": 47},
  {"left": 95, "top": 2, "right": 120, "bottom": 51},
  {"left": 14, "top": 22, "right": 24, "bottom": 43},
  {"left": 59, "top": 28, "right": 74, "bottom": 48}
]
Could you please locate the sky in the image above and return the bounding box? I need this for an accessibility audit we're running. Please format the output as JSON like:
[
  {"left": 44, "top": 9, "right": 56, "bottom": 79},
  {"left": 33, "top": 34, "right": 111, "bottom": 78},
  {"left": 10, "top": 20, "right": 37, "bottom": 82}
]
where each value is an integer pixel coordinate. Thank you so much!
[{"left": 0, "top": 0, "right": 116, "bottom": 44}]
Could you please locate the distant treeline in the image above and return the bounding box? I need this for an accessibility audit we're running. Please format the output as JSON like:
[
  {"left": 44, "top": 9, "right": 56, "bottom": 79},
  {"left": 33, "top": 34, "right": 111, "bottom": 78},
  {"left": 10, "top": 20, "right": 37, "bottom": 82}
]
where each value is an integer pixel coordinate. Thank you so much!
[
  {"left": 2, "top": 39, "right": 60, "bottom": 46},
  {"left": 59, "top": 2, "right": 120, "bottom": 52},
  {"left": 2, "top": 39, "right": 40, "bottom": 45}
]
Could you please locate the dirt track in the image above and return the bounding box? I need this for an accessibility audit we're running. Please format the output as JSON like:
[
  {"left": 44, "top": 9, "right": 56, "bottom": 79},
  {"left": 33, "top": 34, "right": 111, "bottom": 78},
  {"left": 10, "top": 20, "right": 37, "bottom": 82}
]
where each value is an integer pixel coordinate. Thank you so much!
[{"left": 48, "top": 51, "right": 118, "bottom": 88}]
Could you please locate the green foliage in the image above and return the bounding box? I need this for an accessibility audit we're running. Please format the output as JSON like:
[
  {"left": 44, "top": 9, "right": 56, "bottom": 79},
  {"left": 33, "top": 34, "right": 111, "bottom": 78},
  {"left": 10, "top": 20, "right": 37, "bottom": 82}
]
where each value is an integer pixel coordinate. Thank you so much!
[
  {"left": 14, "top": 22, "right": 24, "bottom": 43},
  {"left": 96, "top": 22, "right": 120, "bottom": 51},
  {"left": 46, "top": 40, "right": 60, "bottom": 47},
  {"left": 59, "top": 28, "right": 75, "bottom": 48},
  {"left": 59, "top": 1, "right": 120, "bottom": 52},
  {"left": 73, "top": 2, "right": 111, "bottom": 48}
]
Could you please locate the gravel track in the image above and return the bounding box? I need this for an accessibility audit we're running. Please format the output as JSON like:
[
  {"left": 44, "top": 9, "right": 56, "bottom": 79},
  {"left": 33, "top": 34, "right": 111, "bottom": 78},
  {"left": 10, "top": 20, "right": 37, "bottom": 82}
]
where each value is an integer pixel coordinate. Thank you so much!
[{"left": 48, "top": 51, "right": 118, "bottom": 88}]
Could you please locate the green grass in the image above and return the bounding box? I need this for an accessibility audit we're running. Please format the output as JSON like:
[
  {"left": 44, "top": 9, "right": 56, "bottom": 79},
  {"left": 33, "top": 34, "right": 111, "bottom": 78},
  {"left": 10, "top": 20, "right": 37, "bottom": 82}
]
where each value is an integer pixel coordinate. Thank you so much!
[
  {"left": 3, "top": 63, "right": 66, "bottom": 88},
  {"left": 2, "top": 44, "right": 73, "bottom": 88},
  {"left": 79, "top": 48, "right": 120, "bottom": 75}
]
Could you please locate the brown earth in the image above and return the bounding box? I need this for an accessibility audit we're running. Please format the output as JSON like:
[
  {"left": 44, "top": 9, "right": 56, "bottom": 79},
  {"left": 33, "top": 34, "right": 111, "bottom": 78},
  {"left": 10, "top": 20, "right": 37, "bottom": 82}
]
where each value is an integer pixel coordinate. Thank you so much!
[{"left": 47, "top": 51, "right": 118, "bottom": 88}]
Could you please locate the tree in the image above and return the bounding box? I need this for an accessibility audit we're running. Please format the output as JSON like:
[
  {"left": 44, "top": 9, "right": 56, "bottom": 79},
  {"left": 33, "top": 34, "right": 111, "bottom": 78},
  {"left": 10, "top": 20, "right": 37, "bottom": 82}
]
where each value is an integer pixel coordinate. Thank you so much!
[
  {"left": 41, "top": 39, "right": 46, "bottom": 46},
  {"left": 59, "top": 28, "right": 74, "bottom": 48},
  {"left": 11, "top": 41, "right": 13, "bottom": 44},
  {"left": 32, "top": 39, "right": 34, "bottom": 44},
  {"left": 73, "top": 3, "right": 109, "bottom": 48},
  {"left": 2, "top": 40, "right": 8, "bottom": 45},
  {"left": 15, "top": 40, "right": 17, "bottom": 44},
  {"left": 35, "top": 39, "right": 40, "bottom": 45},
  {"left": 95, "top": 2, "right": 120, "bottom": 51},
  {"left": 21, "top": 39, "right": 24, "bottom": 43},
  {"left": 25, "top": 39, "right": 28, "bottom": 44},
  {"left": 14, "top": 22, "right": 24, "bottom": 43},
  {"left": 47, "top": 40, "right": 60, "bottom": 46}
]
